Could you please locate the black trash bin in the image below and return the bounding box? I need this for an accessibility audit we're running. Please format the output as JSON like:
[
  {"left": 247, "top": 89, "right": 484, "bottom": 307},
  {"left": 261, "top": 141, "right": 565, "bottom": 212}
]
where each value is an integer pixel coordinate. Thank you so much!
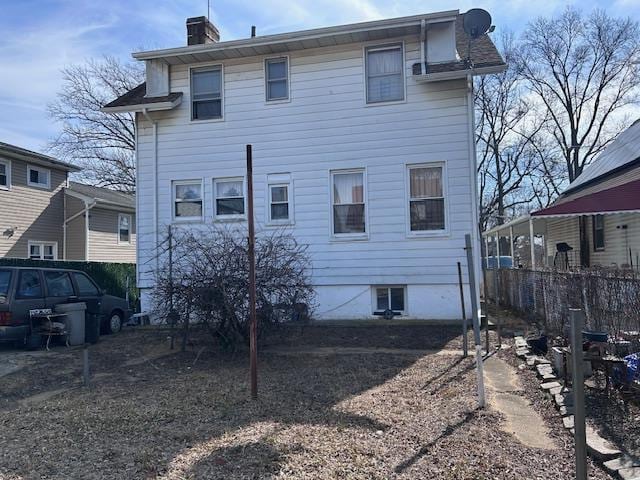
[{"left": 85, "top": 313, "right": 101, "bottom": 344}]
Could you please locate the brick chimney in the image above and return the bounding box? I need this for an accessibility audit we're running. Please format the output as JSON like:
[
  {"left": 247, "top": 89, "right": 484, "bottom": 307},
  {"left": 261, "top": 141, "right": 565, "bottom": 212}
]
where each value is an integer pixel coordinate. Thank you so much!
[{"left": 186, "top": 16, "right": 220, "bottom": 45}]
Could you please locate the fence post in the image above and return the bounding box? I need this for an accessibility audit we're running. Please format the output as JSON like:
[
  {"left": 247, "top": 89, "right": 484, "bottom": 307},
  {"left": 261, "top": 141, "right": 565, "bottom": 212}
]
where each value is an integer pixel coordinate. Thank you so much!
[
  {"left": 570, "top": 308, "right": 588, "bottom": 480},
  {"left": 465, "top": 234, "right": 486, "bottom": 408},
  {"left": 457, "top": 261, "right": 468, "bottom": 357}
]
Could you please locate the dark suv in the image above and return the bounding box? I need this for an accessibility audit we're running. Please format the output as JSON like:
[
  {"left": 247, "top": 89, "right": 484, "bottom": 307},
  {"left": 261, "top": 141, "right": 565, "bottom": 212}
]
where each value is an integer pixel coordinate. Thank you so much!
[{"left": 0, "top": 267, "right": 130, "bottom": 346}]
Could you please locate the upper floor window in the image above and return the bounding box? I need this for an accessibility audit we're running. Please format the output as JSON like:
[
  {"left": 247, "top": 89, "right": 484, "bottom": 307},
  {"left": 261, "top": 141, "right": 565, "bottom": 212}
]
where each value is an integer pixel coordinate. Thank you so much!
[
  {"left": 408, "top": 164, "right": 446, "bottom": 233},
  {"left": 28, "top": 241, "right": 57, "bottom": 260},
  {"left": 0, "top": 159, "right": 10, "bottom": 190},
  {"left": 173, "top": 180, "right": 203, "bottom": 221},
  {"left": 27, "top": 165, "right": 50, "bottom": 189},
  {"left": 214, "top": 177, "right": 245, "bottom": 219},
  {"left": 118, "top": 213, "right": 132, "bottom": 244},
  {"left": 365, "top": 44, "right": 404, "bottom": 104},
  {"left": 331, "top": 169, "right": 366, "bottom": 236},
  {"left": 265, "top": 57, "right": 289, "bottom": 102},
  {"left": 191, "top": 66, "right": 222, "bottom": 120},
  {"left": 592, "top": 215, "right": 605, "bottom": 251}
]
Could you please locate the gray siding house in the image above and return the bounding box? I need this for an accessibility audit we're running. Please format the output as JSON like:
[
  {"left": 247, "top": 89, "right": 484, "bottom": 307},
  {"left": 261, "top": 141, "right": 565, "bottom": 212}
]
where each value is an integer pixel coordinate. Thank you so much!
[
  {"left": 1, "top": 142, "right": 136, "bottom": 264},
  {"left": 0, "top": 142, "right": 79, "bottom": 260}
]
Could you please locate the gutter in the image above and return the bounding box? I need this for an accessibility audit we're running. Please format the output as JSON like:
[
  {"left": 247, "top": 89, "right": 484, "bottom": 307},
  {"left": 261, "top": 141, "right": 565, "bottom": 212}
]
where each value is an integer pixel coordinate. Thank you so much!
[
  {"left": 420, "top": 19, "right": 426, "bottom": 75},
  {"left": 101, "top": 96, "right": 182, "bottom": 114}
]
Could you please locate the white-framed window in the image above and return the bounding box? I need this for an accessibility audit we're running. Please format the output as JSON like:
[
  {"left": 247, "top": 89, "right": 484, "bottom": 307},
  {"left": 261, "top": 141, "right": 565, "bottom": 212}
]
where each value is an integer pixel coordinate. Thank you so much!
[
  {"left": 331, "top": 169, "right": 366, "bottom": 237},
  {"left": 593, "top": 215, "right": 605, "bottom": 251},
  {"left": 407, "top": 163, "right": 446, "bottom": 234},
  {"left": 191, "top": 65, "right": 223, "bottom": 121},
  {"left": 172, "top": 180, "right": 203, "bottom": 221},
  {"left": 0, "top": 159, "right": 10, "bottom": 190},
  {"left": 365, "top": 43, "right": 405, "bottom": 104},
  {"left": 374, "top": 286, "right": 406, "bottom": 313},
  {"left": 214, "top": 177, "right": 245, "bottom": 220},
  {"left": 265, "top": 57, "right": 289, "bottom": 102},
  {"left": 118, "top": 213, "right": 132, "bottom": 245},
  {"left": 27, "top": 165, "right": 50, "bottom": 189},
  {"left": 28, "top": 241, "right": 57, "bottom": 260}
]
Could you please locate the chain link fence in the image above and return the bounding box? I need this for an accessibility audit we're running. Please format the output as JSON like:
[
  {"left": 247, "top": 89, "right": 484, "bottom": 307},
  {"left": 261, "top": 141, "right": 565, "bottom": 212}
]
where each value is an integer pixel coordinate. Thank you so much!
[{"left": 485, "top": 267, "right": 640, "bottom": 339}]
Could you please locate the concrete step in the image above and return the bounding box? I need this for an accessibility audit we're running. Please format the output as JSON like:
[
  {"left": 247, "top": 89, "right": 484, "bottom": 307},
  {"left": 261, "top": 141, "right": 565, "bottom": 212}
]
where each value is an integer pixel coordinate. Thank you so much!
[{"left": 603, "top": 455, "right": 640, "bottom": 477}]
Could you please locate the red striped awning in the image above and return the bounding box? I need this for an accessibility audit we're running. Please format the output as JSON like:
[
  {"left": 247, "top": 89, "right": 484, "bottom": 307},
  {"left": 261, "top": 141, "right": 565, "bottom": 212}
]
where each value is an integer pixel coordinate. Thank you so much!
[{"left": 532, "top": 179, "right": 640, "bottom": 217}]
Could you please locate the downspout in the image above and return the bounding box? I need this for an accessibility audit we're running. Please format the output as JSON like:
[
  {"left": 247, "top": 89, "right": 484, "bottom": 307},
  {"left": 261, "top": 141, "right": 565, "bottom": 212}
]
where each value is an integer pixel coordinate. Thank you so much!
[
  {"left": 466, "top": 74, "right": 482, "bottom": 317},
  {"left": 142, "top": 108, "right": 159, "bottom": 274},
  {"left": 63, "top": 188, "right": 67, "bottom": 260},
  {"left": 63, "top": 200, "right": 96, "bottom": 261},
  {"left": 420, "top": 19, "right": 427, "bottom": 75}
]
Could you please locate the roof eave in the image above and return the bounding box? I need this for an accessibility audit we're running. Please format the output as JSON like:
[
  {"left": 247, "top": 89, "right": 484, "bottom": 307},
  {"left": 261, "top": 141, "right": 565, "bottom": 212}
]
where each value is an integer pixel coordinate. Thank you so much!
[
  {"left": 0, "top": 148, "right": 81, "bottom": 173},
  {"left": 414, "top": 64, "right": 506, "bottom": 83},
  {"left": 100, "top": 96, "right": 182, "bottom": 114},
  {"left": 132, "top": 10, "right": 460, "bottom": 62}
]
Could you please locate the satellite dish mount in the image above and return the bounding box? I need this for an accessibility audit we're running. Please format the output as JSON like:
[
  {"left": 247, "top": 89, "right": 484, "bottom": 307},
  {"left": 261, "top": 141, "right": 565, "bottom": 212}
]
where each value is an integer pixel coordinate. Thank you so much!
[{"left": 462, "top": 9, "right": 494, "bottom": 68}]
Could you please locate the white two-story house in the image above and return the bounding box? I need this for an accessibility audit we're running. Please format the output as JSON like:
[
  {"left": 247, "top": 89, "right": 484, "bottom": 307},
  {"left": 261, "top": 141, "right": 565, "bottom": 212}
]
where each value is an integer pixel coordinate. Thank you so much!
[{"left": 104, "top": 10, "right": 505, "bottom": 320}]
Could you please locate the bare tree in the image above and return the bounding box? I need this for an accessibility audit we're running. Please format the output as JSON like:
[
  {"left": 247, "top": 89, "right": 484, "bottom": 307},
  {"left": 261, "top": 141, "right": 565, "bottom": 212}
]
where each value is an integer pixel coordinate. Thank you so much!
[
  {"left": 48, "top": 56, "right": 144, "bottom": 193},
  {"left": 475, "top": 33, "right": 547, "bottom": 230},
  {"left": 518, "top": 8, "right": 640, "bottom": 182},
  {"left": 152, "top": 227, "right": 316, "bottom": 351}
]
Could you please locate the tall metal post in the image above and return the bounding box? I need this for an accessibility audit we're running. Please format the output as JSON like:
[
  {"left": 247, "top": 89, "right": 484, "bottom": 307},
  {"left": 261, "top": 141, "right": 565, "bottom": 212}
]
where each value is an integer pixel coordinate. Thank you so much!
[
  {"left": 247, "top": 145, "right": 258, "bottom": 400},
  {"left": 168, "top": 225, "right": 175, "bottom": 350},
  {"left": 457, "top": 261, "right": 468, "bottom": 357},
  {"left": 570, "top": 308, "right": 588, "bottom": 480},
  {"left": 465, "top": 233, "right": 486, "bottom": 408}
]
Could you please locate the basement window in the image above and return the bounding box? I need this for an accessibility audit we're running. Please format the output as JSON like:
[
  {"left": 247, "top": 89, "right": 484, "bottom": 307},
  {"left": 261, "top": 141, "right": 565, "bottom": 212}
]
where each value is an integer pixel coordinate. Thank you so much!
[{"left": 374, "top": 286, "right": 406, "bottom": 314}]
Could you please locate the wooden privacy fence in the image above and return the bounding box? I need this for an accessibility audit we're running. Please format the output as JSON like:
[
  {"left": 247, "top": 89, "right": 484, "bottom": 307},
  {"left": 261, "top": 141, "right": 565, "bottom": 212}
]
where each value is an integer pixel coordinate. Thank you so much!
[{"left": 485, "top": 267, "right": 640, "bottom": 337}]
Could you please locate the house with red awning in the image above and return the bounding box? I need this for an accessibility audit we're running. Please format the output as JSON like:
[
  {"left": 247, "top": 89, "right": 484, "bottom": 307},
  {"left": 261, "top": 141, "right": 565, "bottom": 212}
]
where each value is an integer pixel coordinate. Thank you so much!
[{"left": 483, "top": 119, "right": 640, "bottom": 271}]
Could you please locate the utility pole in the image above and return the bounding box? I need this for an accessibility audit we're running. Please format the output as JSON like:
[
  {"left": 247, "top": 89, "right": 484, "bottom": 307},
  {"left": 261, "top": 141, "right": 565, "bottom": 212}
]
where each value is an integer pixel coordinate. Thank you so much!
[
  {"left": 247, "top": 145, "right": 258, "bottom": 400},
  {"left": 465, "top": 233, "right": 486, "bottom": 408}
]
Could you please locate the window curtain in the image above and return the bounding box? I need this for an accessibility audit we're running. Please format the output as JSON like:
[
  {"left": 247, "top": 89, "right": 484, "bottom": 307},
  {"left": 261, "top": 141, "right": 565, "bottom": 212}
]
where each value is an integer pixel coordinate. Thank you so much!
[
  {"left": 217, "top": 180, "right": 243, "bottom": 198},
  {"left": 410, "top": 167, "right": 442, "bottom": 198},
  {"left": 333, "top": 173, "right": 365, "bottom": 233},
  {"left": 367, "top": 48, "right": 403, "bottom": 102},
  {"left": 333, "top": 173, "right": 363, "bottom": 204}
]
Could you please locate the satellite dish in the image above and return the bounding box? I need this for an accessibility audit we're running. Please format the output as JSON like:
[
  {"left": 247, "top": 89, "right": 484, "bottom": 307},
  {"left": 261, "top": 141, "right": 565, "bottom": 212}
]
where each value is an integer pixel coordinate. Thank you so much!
[{"left": 463, "top": 8, "right": 492, "bottom": 39}]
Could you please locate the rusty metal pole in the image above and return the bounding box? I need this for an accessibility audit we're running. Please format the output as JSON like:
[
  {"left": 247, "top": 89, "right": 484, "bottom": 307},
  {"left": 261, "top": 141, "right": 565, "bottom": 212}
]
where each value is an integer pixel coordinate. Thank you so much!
[{"left": 247, "top": 145, "right": 258, "bottom": 400}]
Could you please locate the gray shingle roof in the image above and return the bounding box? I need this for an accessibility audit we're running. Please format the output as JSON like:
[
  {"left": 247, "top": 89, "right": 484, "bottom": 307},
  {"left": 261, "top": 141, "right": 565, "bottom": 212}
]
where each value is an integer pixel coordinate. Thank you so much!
[
  {"left": 0, "top": 142, "right": 81, "bottom": 172},
  {"left": 67, "top": 181, "right": 134, "bottom": 209},
  {"left": 102, "top": 83, "right": 183, "bottom": 110},
  {"left": 565, "top": 119, "right": 640, "bottom": 193}
]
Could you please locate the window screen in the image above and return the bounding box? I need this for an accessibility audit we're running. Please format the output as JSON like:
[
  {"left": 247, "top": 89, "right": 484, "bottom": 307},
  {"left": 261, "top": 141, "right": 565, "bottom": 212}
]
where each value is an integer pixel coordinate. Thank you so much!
[
  {"left": 409, "top": 166, "right": 445, "bottom": 231},
  {"left": 191, "top": 67, "right": 222, "bottom": 120},
  {"left": 332, "top": 171, "right": 365, "bottom": 234},
  {"left": 366, "top": 45, "right": 404, "bottom": 103}
]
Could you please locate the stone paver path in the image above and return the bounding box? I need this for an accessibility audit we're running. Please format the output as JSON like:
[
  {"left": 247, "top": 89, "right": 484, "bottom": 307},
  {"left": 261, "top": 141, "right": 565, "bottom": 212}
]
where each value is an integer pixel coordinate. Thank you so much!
[{"left": 484, "top": 355, "right": 557, "bottom": 450}]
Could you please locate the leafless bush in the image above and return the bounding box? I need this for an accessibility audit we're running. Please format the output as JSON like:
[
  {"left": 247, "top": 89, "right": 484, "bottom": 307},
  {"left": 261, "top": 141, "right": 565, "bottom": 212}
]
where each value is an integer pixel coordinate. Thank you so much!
[{"left": 151, "top": 227, "right": 315, "bottom": 350}]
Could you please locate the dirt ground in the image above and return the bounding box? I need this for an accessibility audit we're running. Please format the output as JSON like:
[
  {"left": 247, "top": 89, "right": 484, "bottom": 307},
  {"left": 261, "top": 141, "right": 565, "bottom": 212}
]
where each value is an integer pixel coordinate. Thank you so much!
[{"left": 0, "top": 324, "right": 613, "bottom": 479}]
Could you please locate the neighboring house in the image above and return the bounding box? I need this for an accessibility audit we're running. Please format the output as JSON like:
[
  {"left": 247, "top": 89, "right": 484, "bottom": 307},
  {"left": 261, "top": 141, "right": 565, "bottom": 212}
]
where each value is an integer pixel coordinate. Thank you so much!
[
  {"left": 0, "top": 142, "right": 80, "bottom": 261},
  {"left": 64, "top": 182, "right": 136, "bottom": 263},
  {"left": 103, "top": 11, "right": 505, "bottom": 319},
  {"left": 483, "top": 120, "right": 640, "bottom": 270},
  {"left": 0, "top": 142, "right": 136, "bottom": 264}
]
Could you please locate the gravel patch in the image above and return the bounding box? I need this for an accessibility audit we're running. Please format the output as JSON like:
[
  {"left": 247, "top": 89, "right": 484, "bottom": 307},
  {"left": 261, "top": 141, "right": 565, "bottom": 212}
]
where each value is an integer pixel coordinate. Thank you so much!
[{"left": 0, "top": 327, "right": 611, "bottom": 479}]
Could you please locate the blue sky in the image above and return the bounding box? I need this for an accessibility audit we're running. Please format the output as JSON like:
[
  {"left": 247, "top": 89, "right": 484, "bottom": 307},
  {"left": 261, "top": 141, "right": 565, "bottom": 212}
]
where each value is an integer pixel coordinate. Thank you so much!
[{"left": 1, "top": 0, "right": 638, "bottom": 153}]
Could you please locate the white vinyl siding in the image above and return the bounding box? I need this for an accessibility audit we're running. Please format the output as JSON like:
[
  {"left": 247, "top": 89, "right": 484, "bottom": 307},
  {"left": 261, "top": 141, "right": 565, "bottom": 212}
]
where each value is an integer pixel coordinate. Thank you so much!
[
  {"left": 365, "top": 44, "right": 405, "bottom": 104},
  {"left": 135, "top": 37, "right": 476, "bottom": 304},
  {"left": 190, "top": 66, "right": 223, "bottom": 120},
  {"left": 265, "top": 57, "right": 289, "bottom": 102},
  {"left": 0, "top": 159, "right": 10, "bottom": 190},
  {"left": 27, "top": 165, "right": 50, "bottom": 189},
  {"left": 172, "top": 180, "right": 203, "bottom": 221}
]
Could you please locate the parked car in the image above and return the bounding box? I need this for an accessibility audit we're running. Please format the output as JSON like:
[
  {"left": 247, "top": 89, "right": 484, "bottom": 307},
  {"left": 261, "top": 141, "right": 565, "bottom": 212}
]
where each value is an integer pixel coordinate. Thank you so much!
[{"left": 0, "top": 267, "right": 130, "bottom": 347}]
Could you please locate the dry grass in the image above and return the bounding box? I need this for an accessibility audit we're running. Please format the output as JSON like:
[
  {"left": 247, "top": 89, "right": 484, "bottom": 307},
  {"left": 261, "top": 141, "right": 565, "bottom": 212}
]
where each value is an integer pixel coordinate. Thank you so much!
[{"left": 0, "top": 325, "right": 613, "bottom": 479}]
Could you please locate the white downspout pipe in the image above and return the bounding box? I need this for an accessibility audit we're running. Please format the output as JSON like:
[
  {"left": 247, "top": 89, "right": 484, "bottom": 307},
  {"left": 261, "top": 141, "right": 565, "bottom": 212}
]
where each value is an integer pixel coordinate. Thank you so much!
[
  {"left": 63, "top": 200, "right": 96, "bottom": 261},
  {"left": 142, "top": 108, "right": 159, "bottom": 273},
  {"left": 420, "top": 19, "right": 427, "bottom": 75},
  {"left": 529, "top": 218, "right": 536, "bottom": 270}
]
